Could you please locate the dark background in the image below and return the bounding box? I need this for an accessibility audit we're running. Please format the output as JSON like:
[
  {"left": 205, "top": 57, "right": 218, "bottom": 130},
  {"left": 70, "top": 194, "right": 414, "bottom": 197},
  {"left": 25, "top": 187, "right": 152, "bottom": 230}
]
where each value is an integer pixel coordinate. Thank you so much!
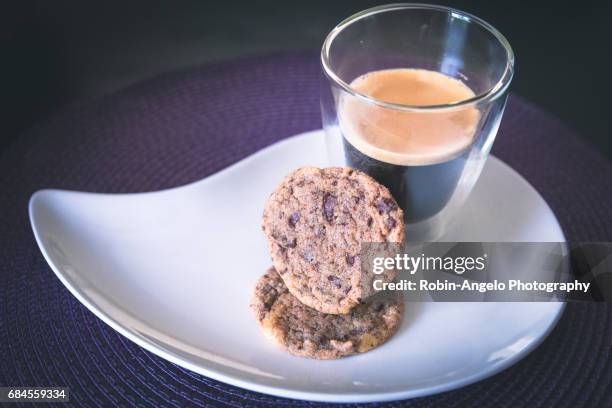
[{"left": 3, "top": 0, "right": 611, "bottom": 160}]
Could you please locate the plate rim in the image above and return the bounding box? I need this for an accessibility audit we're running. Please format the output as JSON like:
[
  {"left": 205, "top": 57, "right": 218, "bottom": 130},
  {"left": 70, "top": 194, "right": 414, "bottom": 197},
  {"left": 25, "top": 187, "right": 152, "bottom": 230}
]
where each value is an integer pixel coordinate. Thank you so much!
[{"left": 28, "top": 130, "right": 566, "bottom": 403}]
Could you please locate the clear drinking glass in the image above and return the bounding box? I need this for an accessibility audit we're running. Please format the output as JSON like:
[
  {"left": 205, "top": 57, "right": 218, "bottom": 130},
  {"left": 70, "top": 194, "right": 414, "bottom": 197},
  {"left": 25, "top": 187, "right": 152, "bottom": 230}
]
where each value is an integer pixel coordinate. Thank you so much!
[{"left": 321, "top": 4, "right": 514, "bottom": 241}]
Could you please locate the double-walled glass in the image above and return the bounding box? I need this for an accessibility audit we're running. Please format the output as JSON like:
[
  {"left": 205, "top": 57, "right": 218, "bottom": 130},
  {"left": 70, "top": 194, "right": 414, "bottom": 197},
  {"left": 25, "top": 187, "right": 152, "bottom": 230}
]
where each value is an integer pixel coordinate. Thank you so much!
[{"left": 321, "top": 4, "right": 514, "bottom": 241}]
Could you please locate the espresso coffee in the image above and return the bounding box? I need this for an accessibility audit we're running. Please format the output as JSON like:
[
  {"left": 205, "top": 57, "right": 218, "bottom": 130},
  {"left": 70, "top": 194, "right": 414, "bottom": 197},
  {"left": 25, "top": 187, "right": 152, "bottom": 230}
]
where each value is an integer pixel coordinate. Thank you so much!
[{"left": 338, "top": 68, "right": 480, "bottom": 223}]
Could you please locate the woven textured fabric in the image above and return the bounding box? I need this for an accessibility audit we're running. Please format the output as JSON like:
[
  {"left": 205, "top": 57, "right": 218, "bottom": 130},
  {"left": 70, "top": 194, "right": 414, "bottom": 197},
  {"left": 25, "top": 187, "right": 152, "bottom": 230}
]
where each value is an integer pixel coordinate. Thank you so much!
[{"left": 1, "top": 51, "right": 611, "bottom": 407}]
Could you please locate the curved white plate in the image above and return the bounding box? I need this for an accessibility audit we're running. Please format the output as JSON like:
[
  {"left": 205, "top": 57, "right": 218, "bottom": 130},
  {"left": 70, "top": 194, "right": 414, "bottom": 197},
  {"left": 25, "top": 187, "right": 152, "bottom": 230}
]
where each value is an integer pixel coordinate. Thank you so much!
[{"left": 29, "top": 130, "right": 565, "bottom": 403}]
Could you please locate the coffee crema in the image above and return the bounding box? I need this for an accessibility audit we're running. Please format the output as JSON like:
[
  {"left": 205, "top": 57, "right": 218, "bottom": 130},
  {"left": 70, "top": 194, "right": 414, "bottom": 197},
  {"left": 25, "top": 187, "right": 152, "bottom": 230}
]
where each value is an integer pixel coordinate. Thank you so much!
[
  {"left": 339, "top": 68, "right": 480, "bottom": 166},
  {"left": 338, "top": 68, "right": 481, "bottom": 223}
]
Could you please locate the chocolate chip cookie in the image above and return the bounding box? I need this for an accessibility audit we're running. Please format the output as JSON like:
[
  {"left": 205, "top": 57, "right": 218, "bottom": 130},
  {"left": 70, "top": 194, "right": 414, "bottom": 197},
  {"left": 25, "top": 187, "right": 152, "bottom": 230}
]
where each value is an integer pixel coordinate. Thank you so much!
[
  {"left": 262, "top": 166, "right": 404, "bottom": 314},
  {"left": 251, "top": 267, "right": 404, "bottom": 359}
]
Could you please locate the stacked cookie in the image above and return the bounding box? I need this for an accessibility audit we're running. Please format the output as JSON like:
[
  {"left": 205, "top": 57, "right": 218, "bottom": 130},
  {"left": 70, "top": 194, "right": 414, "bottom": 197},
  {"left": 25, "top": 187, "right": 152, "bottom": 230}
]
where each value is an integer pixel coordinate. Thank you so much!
[{"left": 251, "top": 167, "right": 405, "bottom": 359}]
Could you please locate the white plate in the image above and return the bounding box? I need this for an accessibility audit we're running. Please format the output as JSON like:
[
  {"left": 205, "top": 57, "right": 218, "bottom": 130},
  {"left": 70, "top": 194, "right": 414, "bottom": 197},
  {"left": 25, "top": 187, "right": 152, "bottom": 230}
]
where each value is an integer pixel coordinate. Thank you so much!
[{"left": 29, "top": 130, "right": 565, "bottom": 403}]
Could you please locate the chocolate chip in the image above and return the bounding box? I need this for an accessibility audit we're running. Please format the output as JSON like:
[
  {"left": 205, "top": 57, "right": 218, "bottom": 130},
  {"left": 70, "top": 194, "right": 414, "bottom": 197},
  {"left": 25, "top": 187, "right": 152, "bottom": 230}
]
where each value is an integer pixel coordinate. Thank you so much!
[
  {"left": 376, "top": 198, "right": 397, "bottom": 214},
  {"left": 285, "top": 238, "right": 297, "bottom": 248},
  {"left": 353, "top": 196, "right": 360, "bottom": 204},
  {"left": 346, "top": 255, "right": 355, "bottom": 266},
  {"left": 344, "top": 285, "right": 352, "bottom": 294},
  {"left": 288, "top": 212, "right": 300, "bottom": 227},
  {"left": 367, "top": 217, "right": 373, "bottom": 227},
  {"left": 386, "top": 217, "right": 397, "bottom": 229},
  {"left": 327, "top": 275, "right": 342, "bottom": 288},
  {"left": 323, "top": 193, "right": 337, "bottom": 222},
  {"left": 303, "top": 251, "right": 314, "bottom": 263},
  {"left": 274, "top": 233, "right": 296, "bottom": 249}
]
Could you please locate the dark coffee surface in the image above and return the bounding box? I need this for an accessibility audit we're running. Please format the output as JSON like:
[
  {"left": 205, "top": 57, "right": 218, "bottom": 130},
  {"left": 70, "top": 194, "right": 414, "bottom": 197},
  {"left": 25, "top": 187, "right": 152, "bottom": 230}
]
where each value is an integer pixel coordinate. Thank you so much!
[
  {"left": 1, "top": 52, "right": 611, "bottom": 407},
  {"left": 343, "top": 138, "right": 468, "bottom": 222}
]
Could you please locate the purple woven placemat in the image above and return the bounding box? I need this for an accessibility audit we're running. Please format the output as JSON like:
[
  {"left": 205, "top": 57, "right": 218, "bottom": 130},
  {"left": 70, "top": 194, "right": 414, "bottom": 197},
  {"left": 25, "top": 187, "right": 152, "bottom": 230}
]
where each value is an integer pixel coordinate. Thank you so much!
[{"left": 1, "top": 51, "right": 611, "bottom": 407}]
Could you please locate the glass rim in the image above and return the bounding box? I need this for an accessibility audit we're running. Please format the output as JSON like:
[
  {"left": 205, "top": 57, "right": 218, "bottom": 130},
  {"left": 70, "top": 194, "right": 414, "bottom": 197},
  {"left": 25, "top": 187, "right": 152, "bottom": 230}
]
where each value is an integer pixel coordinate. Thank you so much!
[{"left": 320, "top": 3, "right": 515, "bottom": 112}]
